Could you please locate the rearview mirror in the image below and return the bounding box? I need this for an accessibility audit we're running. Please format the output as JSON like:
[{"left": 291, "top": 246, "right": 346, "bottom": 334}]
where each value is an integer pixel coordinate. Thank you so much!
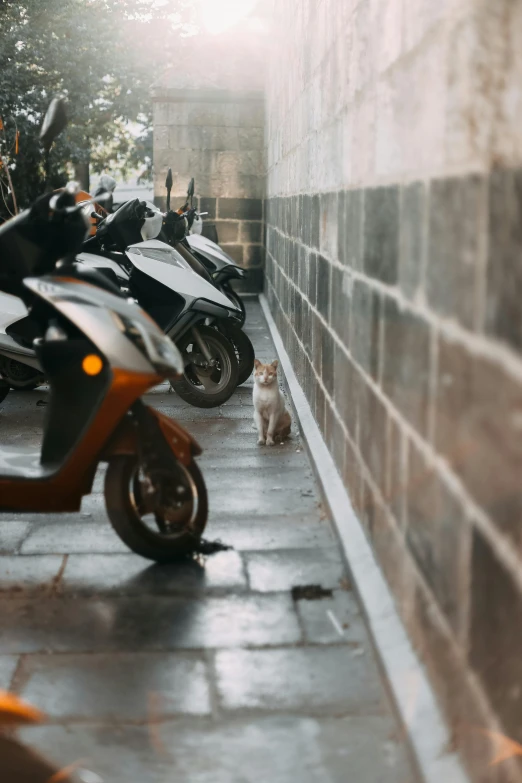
[
  {"left": 165, "top": 167, "right": 173, "bottom": 211},
  {"left": 39, "top": 98, "right": 68, "bottom": 153},
  {"left": 187, "top": 177, "right": 195, "bottom": 199}
]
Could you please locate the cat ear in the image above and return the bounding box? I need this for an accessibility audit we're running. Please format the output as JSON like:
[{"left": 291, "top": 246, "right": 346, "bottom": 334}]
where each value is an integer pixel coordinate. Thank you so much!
[
  {"left": 254, "top": 359, "right": 261, "bottom": 369},
  {"left": 271, "top": 359, "right": 279, "bottom": 369}
]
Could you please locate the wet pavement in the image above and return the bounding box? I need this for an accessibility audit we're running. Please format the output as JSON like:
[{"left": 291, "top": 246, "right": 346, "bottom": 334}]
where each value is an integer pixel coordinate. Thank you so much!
[{"left": 0, "top": 300, "right": 418, "bottom": 782}]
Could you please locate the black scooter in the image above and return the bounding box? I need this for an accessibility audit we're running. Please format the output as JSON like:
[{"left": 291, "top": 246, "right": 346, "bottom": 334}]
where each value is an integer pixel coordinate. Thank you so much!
[{"left": 159, "top": 174, "right": 253, "bottom": 384}]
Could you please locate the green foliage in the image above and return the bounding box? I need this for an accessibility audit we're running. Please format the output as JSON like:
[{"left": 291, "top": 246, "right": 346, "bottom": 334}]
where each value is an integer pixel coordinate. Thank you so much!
[{"left": 0, "top": 0, "right": 195, "bottom": 219}]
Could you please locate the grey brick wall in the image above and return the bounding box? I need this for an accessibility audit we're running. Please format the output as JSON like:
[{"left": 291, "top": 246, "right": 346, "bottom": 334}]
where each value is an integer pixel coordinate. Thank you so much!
[{"left": 264, "top": 0, "right": 522, "bottom": 780}]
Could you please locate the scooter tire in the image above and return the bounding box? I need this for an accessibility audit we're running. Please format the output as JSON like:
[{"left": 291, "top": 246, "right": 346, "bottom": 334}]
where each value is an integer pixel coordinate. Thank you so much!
[
  {"left": 216, "top": 323, "right": 255, "bottom": 386},
  {"left": 172, "top": 325, "right": 239, "bottom": 408},
  {"left": 104, "top": 455, "right": 208, "bottom": 562},
  {"left": 223, "top": 285, "right": 246, "bottom": 327}
]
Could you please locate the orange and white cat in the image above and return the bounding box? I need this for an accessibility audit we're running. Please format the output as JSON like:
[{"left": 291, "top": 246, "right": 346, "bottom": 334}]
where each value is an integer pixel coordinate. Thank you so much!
[{"left": 253, "top": 359, "right": 291, "bottom": 446}]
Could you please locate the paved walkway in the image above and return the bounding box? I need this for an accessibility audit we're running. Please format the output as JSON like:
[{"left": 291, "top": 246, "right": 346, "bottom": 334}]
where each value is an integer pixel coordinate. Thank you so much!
[{"left": 0, "top": 300, "right": 417, "bottom": 782}]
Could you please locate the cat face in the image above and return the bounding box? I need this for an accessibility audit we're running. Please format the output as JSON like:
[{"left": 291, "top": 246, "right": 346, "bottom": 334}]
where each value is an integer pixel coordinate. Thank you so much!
[{"left": 254, "top": 359, "right": 278, "bottom": 385}]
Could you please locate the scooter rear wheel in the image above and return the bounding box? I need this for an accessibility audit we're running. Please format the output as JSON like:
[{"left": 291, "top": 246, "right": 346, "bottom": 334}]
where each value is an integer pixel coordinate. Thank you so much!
[
  {"left": 0, "top": 359, "right": 43, "bottom": 391},
  {"left": 216, "top": 323, "right": 255, "bottom": 386},
  {"left": 171, "top": 324, "right": 238, "bottom": 408},
  {"left": 105, "top": 454, "right": 208, "bottom": 562}
]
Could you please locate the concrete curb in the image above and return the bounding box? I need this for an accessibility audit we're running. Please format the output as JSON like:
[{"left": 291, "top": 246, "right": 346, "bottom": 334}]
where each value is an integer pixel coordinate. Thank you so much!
[{"left": 259, "top": 293, "right": 470, "bottom": 783}]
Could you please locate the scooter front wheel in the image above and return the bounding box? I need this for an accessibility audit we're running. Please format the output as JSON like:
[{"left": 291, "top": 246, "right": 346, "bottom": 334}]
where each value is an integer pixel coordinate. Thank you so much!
[
  {"left": 216, "top": 323, "right": 255, "bottom": 386},
  {"left": 171, "top": 324, "right": 238, "bottom": 408},
  {"left": 223, "top": 285, "right": 246, "bottom": 327},
  {"left": 104, "top": 455, "right": 208, "bottom": 562}
]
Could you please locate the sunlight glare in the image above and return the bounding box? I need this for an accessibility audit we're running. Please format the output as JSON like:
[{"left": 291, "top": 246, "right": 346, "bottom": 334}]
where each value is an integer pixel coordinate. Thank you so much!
[{"left": 197, "top": 0, "right": 259, "bottom": 34}]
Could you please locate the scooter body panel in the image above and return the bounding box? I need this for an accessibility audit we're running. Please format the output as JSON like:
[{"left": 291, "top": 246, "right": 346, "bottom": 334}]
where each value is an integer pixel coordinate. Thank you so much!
[
  {"left": 25, "top": 277, "right": 156, "bottom": 375},
  {"left": 0, "top": 369, "right": 157, "bottom": 510},
  {"left": 76, "top": 251, "right": 130, "bottom": 281},
  {"left": 187, "top": 234, "right": 242, "bottom": 272},
  {"left": 0, "top": 334, "right": 42, "bottom": 369},
  {"left": 0, "top": 292, "right": 28, "bottom": 329},
  {"left": 125, "top": 247, "right": 236, "bottom": 311}
]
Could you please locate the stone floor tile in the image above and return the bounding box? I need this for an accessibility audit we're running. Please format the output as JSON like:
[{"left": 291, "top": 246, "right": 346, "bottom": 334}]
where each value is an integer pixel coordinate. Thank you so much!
[
  {"left": 245, "top": 548, "right": 345, "bottom": 593},
  {"left": 0, "top": 555, "right": 64, "bottom": 593},
  {"left": 20, "top": 522, "right": 128, "bottom": 554},
  {"left": 147, "top": 404, "right": 222, "bottom": 420},
  {"left": 199, "top": 450, "right": 309, "bottom": 470},
  {"left": 180, "top": 418, "right": 261, "bottom": 438},
  {"left": 201, "top": 435, "right": 299, "bottom": 454},
  {"left": 0, "top": 520, "right": 32, "bottom": 553},
  {"left": 0, "top": 655, "right": 19, "bottom": 688},
  {"left": 295, "top": 589, "right": 369, "bottom": 645},
  {"left": 207, "top": 518, "right": 335, "bottom": 551},
  {"left": 20, "top": 715, "right": 415, "bottom": 783},
  {"left": 204, "top": 466, "right": 314, "bottom": 493},
  {"left": 0, "top": 594, "right": 301, "bottom": 653},
  {"left": 208, "top": 487, "right": 318, "bottom": 517},
  {"left": 214, "top": 647, "right": 384, "bottom": 715},
  {"left": 217, "top": 405, "right": 255, "bottom": 419},
  {"left": 20, "top": 652, "right": 211, "bottom": 720},
  {"left": 60, "top": 551, "right": 246, "bottom": 595}
]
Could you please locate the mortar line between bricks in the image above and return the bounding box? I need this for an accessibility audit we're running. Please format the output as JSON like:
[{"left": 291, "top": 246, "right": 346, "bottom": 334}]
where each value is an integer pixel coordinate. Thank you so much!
[
  {"left": 266, "top": 223, "right": 522, "bottom": 383},
  {"left": 265, "top": 273, "right": 522, "bottom": 588}
]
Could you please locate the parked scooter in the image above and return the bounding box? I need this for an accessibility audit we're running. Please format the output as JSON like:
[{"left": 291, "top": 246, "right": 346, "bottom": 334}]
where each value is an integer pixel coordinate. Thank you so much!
[
  {"left": 0, "top": 291, "right": 45, "bottom": 389},
  {"left": 0, "top": 100, "right": 208, "bottom": 562},
  {"left": 79, "top": 199, "right": 242, "bottom": 406},
  {"left": 160, "top": 173, "right": 254, "bottom": 383},
  {"left": 166, "top": 173, "right": 248, "bottom": 326}
]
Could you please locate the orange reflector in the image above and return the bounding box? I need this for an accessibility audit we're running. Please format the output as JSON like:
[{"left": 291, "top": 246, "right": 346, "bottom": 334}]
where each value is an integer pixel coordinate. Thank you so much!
[
  {"left": 82, "top": 354, "right": 103, "bottom": 376},
  {"left": 0, "top": 690, "right": 45, "bottom": 724}
]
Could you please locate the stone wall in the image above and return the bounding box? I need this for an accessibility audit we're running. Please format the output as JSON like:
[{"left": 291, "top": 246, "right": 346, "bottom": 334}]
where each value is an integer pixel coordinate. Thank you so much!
[
  {"left": 152, "top": 28, "right": 267, "bottom": 291},
  {"left": 264, "top": 1, "right": 522, "bottom": 780}
]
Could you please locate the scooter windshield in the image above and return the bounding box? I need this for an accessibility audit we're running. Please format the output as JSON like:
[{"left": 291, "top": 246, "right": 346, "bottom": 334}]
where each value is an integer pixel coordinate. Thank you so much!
[{"left": 128, "top": 242, "right": 190, "bottom": 270}]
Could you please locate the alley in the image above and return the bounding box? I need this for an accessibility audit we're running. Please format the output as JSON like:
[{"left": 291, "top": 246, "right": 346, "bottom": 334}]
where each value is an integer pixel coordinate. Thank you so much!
[{"left": 0, "top": 300, "right": 417, "bottom": 782}]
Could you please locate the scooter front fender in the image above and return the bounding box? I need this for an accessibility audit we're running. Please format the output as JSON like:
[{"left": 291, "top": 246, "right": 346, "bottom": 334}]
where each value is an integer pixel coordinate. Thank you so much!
[
  {"left": 101, "top": 406, "right": 201, "bottom": 465},
  {"left": 149, "top": 407, "right": 202, "bottom": 463}
]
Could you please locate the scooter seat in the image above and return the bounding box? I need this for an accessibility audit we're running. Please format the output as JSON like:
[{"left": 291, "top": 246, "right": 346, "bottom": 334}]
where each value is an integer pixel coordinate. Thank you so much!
[{"left": 0, "top": 446, "right": 50, "bottom": 479}]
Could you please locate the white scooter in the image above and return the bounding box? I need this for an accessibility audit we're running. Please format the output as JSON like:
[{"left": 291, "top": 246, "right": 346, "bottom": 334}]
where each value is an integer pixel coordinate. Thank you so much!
[
  {"left": 163, "top": 174, "right": 248, "bottom": 326},
  {"left": 0, "top": 291, "right": 45, "bottom": 390}
]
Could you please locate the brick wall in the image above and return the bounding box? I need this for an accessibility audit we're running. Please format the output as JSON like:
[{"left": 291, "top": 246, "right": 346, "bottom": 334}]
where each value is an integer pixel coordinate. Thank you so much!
[
  {"left": 152, "top": 27, "right": 267, "bottom": 291},
  {"left": 264, "top": 1, "right": 522, "bottom": 780}
]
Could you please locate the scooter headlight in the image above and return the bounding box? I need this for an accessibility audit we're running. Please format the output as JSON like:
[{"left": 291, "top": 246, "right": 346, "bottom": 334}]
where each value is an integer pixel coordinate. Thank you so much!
[{"left": 110, "top": 311, "right": 184, "bottom": 377}]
